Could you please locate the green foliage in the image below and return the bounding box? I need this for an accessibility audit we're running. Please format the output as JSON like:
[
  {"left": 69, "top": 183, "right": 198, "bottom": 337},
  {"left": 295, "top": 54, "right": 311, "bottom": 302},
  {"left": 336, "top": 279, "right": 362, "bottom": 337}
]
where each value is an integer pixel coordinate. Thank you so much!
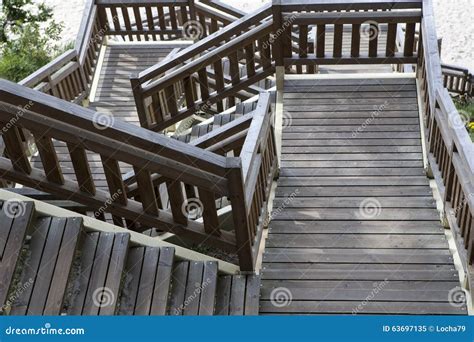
[
  {"left": 0, "top": 0, "right": 64, "bottom": 82},
  {"left": 453, "top": 96, "right": 474, "bottom": 141}
]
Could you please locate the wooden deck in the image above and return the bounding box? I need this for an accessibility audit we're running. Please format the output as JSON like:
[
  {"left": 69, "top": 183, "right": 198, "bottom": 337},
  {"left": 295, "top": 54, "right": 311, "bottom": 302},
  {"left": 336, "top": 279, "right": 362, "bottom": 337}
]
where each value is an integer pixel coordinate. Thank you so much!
[
  {"left": 259, "top": 76, "right": 467, "bottom": 315},
  {"left": 0, "top": 199, "right": 259, "bottom": 315}
]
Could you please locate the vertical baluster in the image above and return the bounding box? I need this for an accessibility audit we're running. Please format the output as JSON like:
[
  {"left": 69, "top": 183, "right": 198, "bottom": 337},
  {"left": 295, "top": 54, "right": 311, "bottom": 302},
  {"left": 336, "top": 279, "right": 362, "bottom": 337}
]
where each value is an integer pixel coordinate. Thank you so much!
[
  {"left": 34, "top": 134, "right": 64, "bottom": 184},
  {"left": 299, "top": 25, "right": 308, "bottom": 73},
  {"left": 386, "top": 23, "right": 397, "bottom": 57},
  {"left": 133, "top": 167, "right": 160, "bottom": 216},
  {"left": 245, "top": 44, "right": 256, "bottom": 79},
  {"left": 3, "top": 126, "right": 32, "bottom": 174},
  {"left": 213, "top": 60, "right": 225, "bottom": 112},
  {"left": 368, "top": 22, "right": 378, "bottom": 57},
  {"left": 169, "top": 6, "right": 178, "bottom": 38},
  {"left": 404, "top": 22, "right": 416, "bottom": 56},
  {"left": 101, "top": 156, "right": 128, "bottom": 227},
  {"left": 333, "top": 24, "right": 343, "bottom": 58},
  {"left": 145, "top": 6, "right": 157, "bottom": 41},
  {"left": 121, "top": 7, "right": 133, "bottom": 41},
  {"left": 166, "top": 179, "right": 187, "bottom": 225},
  {"left": 316, "top": 24, "right": 326, "bottom": 58},
  {"left": 197, "top": 68, "right": 210, "bottom": 106},
  {"left": 67, "top": 143, "right": 95, "bottom": 195},
  {"left": 199, "top": 189, "right": 220, "bottom": 236},
  {"left": 133, "top": 6, "right": 144, "bottom": 41},
  {"left": 351, "top": 23, "right": 361, "bottom": 57},
  {"left": 157, "top": 6, "right": 166, "bottom": 40}
]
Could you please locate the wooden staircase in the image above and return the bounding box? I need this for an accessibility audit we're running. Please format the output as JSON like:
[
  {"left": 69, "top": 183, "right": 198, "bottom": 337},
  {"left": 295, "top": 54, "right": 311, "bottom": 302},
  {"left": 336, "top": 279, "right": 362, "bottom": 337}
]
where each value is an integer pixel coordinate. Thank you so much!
[{"left": 0, "top": 199, "right": 260, "bottom": 316}]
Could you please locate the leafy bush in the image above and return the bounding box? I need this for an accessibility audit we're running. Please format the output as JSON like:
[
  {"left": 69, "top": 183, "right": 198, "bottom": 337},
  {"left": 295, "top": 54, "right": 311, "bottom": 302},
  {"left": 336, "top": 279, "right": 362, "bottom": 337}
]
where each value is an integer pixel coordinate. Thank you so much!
[
  {"left": 453, "top": 96, "right": 474, "bottom": 141},
  {"left": 0, "top": 0, "right": 64, "bottom": 82}
]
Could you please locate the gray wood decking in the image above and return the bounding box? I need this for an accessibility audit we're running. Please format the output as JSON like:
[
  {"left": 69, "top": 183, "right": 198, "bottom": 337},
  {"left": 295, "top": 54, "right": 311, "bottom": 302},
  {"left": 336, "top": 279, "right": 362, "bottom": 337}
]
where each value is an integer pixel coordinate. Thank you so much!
[
  {"left": 260, "top": 76, "right": 467, "bottom": 315},
  {"left": 31, "top": 43, "right": 187, "bottom": 192}
]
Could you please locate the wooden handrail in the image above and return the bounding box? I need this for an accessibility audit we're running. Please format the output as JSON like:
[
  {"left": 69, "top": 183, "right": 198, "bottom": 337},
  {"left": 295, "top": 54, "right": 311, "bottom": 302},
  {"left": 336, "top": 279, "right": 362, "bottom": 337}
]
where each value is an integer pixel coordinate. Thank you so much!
[
  {"left": 136, "top": 3, "right": 272, "bottom": 83},
  {"left": 199, "top": 0, "right": 246, "bottom": 18},
  {"left": 417, "top": 0, "right": 474, "bottom": 277},
  {"left": 0, "top": 79, "right": 278, "bottom": 271}
]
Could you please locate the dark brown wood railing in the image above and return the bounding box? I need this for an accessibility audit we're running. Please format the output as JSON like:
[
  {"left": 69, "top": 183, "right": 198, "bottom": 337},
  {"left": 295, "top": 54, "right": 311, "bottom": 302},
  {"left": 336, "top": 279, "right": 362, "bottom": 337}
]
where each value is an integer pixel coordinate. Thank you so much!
[
  {"left": 417, "top": 0, "right": 474, "bottom": 273},
  {"left": 0, "top": 81, "right": 276, "bottom": 271},
  {"left": 441, "top": 64, "right": 473, "bottom": 96},
  {"left": 19, "top": 0, "right": 104, "bottom": 103},
  {"left": 130, "top": 4, "right": 273, "bottom": 131}
]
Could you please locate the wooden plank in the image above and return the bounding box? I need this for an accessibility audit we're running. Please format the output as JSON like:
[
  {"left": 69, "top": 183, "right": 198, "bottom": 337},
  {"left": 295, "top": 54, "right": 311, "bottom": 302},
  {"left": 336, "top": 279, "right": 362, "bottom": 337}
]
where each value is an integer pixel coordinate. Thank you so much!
[
  {"left": 11, "top": 216, "right": 51, "bottom": 315},
  {"left": 134, "top": 247, "right": 160, "bottom": 315},
  {"left": 244, "top": 275, "right": 260, "bottom": 315},
  {"left": 26, "top": 218, "right": 67, "bottom": 315},
  {"left": 215, "top": 275, "right": 231, "bottom": 315},
  {"left": 169, "top": 261, "right": 189, "bottom": 315},
  {"left": 150, "top": 247, "right": 175, "bottom": 315},
  {"left": 229, "top": 275, "right": 246, "bottom": 315},
  {"left": 81, "top": 232, "right": 114, "bottom": 315},
  {"left": 100, "top": 233, "right": 129, "bottom": 315},
  {"left": 68, "top": 232, "right": 99, "bottom": 315},
  {"left": 182, "top": 261, "right": 204, "bottom": 316},
  {"left": 120, "top": 246, "right": 145, "bottom": 315},
  {"left": 0, "top": 202, "right": 34, "bottom": 312},
  {"left": 198, "top": 261, "right": 218, "bottom": 315}
]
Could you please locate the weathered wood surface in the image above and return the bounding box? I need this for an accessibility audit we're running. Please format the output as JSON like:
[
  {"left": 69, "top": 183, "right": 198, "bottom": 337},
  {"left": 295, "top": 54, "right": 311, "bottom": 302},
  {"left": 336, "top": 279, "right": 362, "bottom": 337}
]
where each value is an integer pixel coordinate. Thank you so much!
[{"left": 260, "top": 77, "right": 467, "bottom": 315}]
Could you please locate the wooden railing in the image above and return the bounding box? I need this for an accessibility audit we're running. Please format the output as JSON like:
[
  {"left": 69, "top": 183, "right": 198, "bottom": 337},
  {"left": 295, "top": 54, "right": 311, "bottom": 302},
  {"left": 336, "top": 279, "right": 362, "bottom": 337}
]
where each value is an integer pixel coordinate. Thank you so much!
[
  {"left": 417, "top": 0, "right": 474, "bottom": 275},
  {"left": 130, "top": 4, "right": 273, "bottom": 131},
  {"left": 441, "top": 64, "right": 473, "bottom": 97},
  {"left": 0, "top": 81, "right": 277, "bottom": 271},
  {"left": 18, "top": 0, "right": 103, "bottom": 103},
  {"left": 275, "top": 2, "right": 422, "bottom": 70}
]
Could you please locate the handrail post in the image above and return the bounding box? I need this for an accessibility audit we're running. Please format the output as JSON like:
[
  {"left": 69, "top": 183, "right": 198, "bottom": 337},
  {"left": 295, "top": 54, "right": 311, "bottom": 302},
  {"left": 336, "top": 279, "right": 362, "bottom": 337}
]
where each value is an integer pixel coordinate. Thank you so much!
[
  {"left": 130, "top": 75, "right": 150, "bottom": 130},
  {"left": 188, "top": 0, "right": 197, "bottom": 21},
  {"left": 226, "top": 157, "right": 254, "bottom": 272},
  {"left": 272, "top": 0, "right": 284, "bottom": 67}
]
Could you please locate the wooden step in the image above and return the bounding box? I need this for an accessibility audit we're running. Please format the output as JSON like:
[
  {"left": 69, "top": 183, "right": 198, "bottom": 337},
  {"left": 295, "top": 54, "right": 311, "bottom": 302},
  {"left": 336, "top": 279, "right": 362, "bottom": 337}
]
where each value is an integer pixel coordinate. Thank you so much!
[
  {"left": 11, "top": 217, "right": 82, "bottom": 315},
  {"left": 215, "top": 275, "right": 260, "bottom": 316},
  {"left": 67, "top": 232, "right": 130, "bottom": 315},
  {"left": 168, "top": 261, "right": 219, "bottom": 315},
  {"left": 119, "top": 246, "right": 175, "bottom": 315},
  {"left": 0, "top": 201, "right": 35, "bottom": 313}
]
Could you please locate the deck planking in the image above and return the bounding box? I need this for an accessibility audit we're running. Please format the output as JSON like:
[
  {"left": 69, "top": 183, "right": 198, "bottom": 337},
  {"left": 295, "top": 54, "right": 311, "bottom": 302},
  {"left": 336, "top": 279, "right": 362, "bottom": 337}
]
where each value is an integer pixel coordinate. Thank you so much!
[{"left": 260, "top": 76, "right": 467, "bottom": 315}]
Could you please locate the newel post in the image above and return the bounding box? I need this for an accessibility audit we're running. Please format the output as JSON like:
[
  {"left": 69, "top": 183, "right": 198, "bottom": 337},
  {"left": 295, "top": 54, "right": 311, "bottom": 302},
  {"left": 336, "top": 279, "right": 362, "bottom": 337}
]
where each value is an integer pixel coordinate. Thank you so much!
[
  {"left": 130, "top": 74, "right": 150, "bottom": 130},
  {"left": 226, "top": 157, "right": 254, "bottom": 272},
  {"left": 272, "top": 0, "right": 284, "bottom": 68}
]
